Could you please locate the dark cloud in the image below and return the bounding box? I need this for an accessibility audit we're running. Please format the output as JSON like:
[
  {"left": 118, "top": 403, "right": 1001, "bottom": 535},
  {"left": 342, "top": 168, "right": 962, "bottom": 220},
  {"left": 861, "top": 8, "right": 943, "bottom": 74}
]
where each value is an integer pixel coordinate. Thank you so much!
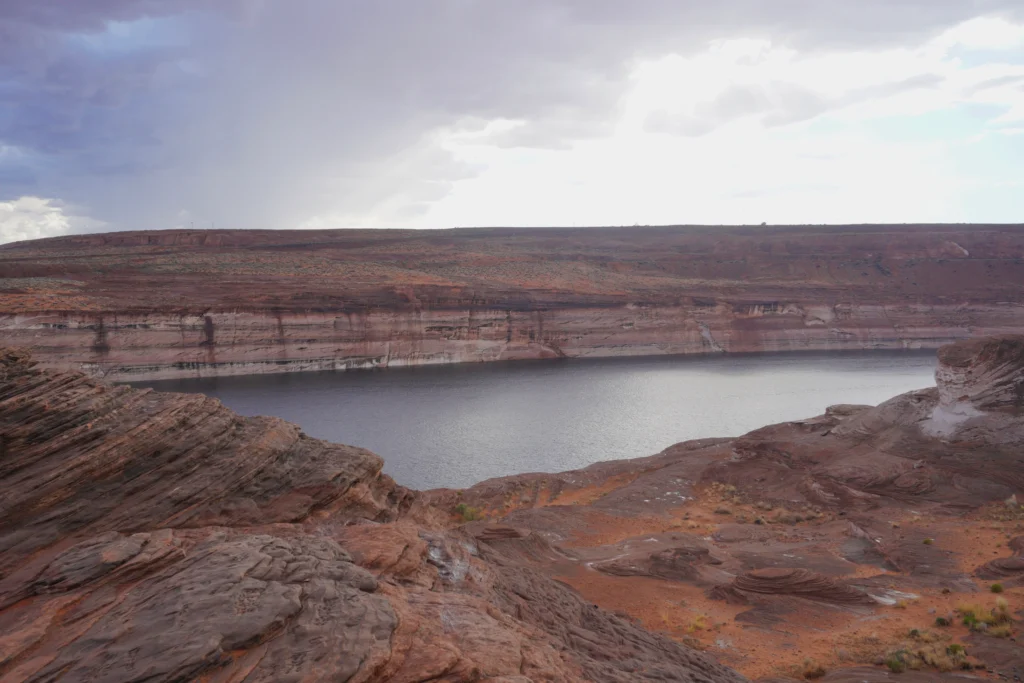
[{"left": 0, "top": 0, "right": 1020, "bottom": 232}]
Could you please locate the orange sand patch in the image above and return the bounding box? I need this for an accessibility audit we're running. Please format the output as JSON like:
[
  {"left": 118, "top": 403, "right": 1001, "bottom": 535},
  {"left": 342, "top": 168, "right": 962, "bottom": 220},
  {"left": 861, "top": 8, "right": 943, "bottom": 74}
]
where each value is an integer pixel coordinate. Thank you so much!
[
  {"left": 561, "top": 509, "right": 675, "bottom": 548},
  {"left": 560, "top": 564, "right": 1011, "bottom": 679},
  {"left": 543, "top": 473, "right": 639, "bottom": 508}
]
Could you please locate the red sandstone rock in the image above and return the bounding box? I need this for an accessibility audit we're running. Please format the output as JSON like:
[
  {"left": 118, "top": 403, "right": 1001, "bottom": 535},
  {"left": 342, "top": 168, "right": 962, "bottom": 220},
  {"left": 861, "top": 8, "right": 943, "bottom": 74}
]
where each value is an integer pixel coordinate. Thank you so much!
[
  {"left": 6, "top": 334, "right": 1024, "bottom": 681},
  {"left": 0, "top": 349, "right": 746, "bottom": 683},
  {"left": 936, "top": 334, "right": 1024, "bottom": 411},
  {"left": 452, "top": 335, "right": 1024, "bottom": 680},
  {"left": 713, "top": 568, "right": 877, "bottom": 606}
]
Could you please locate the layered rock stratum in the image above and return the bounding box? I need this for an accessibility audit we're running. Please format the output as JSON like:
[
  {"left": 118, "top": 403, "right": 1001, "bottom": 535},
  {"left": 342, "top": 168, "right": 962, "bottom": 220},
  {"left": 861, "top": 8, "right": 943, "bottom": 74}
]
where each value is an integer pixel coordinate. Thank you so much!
[
  {"left": 0, "top": 348, "right": 744, "bottom": 682},
  {"left": 2, "top": 225, "right": 1023, "bottom": 380},
  {"left": 1, "top": 336, "right": 1023, "bottom": 681},
  {"left": 429, "top": 335, "right": 1024, "bottom": 679}
]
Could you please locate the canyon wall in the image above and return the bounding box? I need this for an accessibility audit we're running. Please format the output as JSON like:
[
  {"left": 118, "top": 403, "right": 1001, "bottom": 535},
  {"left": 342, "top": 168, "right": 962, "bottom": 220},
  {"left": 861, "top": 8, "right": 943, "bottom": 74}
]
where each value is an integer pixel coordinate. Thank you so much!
[
  {"left": 5, "top": 301, "right": 1024, "bottom": 380},
  {"left": 3, "top": 224, "right": 1024, "bottom": 380}
]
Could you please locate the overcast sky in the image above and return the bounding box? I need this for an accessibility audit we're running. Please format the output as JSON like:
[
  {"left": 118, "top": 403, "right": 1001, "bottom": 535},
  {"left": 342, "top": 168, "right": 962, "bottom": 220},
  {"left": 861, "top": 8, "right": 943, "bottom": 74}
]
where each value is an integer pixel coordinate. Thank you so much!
[{"left": 1, "top": 1, "right": 1023, "bottom": 243}]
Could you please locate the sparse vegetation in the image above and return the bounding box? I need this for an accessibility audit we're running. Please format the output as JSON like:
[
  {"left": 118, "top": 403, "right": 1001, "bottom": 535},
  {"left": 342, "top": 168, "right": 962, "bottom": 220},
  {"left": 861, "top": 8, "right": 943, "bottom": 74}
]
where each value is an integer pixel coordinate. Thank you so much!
[
  {"left": 884, "top": 651, "right": 907, "bottom": 673},
  {"left": 800, "top": 658, "right": 827, "bottom": 679},
  {"left": 454, "top": 503, "right": 482, "bottom": 522},
  {"left": 935, "top": 616, "right": 951, "bottom": 627},
  {"left": 884, "top": 638, "right": 974, "bottom": 673},
  {"left": 774, "top": 511, "right": 804, "bottom": 525},
  {"left": 956, "top": 599, "right": 1013, "bottom": 632},
  {"left": 923, "top": 538, "right": 934, "bottom": 545},
  {"left": 685, "top": 614, "right": 709, "bottom": 633},
  {"left": 989, "top": 624, "right": 1012, "bottom": 638},
  {"left": 990, "top": 582, "right": 1004, "bottom": 593}
]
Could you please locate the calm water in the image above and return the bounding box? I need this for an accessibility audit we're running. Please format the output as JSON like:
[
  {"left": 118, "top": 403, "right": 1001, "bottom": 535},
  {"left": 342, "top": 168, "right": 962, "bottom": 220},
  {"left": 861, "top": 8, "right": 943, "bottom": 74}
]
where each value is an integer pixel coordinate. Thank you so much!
[{"left": 133, "top": 352, "right": 936, "bottom": 490}]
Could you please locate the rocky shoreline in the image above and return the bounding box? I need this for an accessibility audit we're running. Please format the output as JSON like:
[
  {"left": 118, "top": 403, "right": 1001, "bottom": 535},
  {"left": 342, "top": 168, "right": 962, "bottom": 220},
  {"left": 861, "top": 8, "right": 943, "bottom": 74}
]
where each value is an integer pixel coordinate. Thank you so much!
[{"left": 2, "top": 335, "right": 1024, "bottom": 681}]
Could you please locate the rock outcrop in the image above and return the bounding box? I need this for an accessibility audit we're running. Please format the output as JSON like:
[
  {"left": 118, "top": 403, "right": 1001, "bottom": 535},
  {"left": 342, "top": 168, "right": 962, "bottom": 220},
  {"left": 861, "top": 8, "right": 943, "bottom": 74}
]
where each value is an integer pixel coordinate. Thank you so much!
[
  {"left": 4, "top": 334, "right": 1024, "bottom": 681},
  {"left": 935, "top": 334, "right": 1024, "bottom": 411},
  {"left": 712, "top": 568, "right": 877, "bottom": 606},
  {"left": 924, "top": 334, "right": 1024, "bottom": 440},
  {"left": 442, "top": 335, "right": 1024, "bottom": 679},
  {"left": 2, "top": 224, "right": 1024, "bottom": 380},
  {"left": 0, "top": 348, "right": 745, "bottom": 682}
]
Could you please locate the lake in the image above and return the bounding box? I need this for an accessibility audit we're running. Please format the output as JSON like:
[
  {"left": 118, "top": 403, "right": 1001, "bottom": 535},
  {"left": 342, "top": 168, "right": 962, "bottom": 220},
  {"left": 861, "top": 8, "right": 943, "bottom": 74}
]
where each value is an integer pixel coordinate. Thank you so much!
[{"left": 133, "top": 351, "right": 937, "bottom": 490}]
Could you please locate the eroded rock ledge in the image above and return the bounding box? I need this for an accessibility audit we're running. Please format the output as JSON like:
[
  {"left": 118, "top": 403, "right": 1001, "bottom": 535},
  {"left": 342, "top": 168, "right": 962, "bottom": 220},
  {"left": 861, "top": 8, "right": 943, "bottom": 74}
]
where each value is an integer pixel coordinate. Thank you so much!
[
  {"left": 4, "top": 336, "right": 1024, "bottom": 681},
  {"left": 429, "top": 335, "right": 1024, "bottom": 679},
  {"left": 0, "top": 348, "right": 744, "bottom": 682}
]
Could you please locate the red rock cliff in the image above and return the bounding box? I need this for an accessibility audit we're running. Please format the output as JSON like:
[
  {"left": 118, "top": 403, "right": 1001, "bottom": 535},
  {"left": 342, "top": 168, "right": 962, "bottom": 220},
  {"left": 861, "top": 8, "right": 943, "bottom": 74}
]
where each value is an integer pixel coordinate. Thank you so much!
[{"left": 2, "top": 224, "right": 1023, "bottom": 380}]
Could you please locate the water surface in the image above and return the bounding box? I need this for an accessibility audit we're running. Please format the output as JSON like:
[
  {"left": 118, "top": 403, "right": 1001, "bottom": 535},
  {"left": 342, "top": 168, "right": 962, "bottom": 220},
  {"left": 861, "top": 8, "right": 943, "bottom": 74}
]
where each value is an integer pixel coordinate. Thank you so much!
[{"left": 134, "top": 352, "right": 936, "bottom": 490}]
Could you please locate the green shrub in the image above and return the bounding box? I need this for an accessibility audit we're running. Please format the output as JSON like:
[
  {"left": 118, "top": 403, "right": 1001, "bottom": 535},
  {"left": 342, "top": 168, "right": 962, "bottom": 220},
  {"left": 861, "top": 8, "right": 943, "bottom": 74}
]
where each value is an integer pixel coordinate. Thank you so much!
[
  {"left": 885, "top": 652, "right": 907, "bottom": 673},
  {"left": 990, "top": 583, "right": 1004, "bottom": 594},
  {"left": 454, "top": 503, "right": 481, "bottom": 522},
  {"left": 957, "top": 601, "right": 1013, "bottom": 630}
]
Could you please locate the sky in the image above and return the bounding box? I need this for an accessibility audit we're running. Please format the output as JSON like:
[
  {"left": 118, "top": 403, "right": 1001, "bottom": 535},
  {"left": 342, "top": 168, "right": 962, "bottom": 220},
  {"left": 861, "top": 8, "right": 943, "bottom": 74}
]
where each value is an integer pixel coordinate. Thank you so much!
[{"left": 1, "top": 1, "right": 1023, "bottom": 244}]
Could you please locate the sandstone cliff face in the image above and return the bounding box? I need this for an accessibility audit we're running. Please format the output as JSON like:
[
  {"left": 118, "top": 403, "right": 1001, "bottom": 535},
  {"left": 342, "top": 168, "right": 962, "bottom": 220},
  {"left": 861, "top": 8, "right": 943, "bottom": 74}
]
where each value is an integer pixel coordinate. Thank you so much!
[
  {"left": 2, "top": 225, "right": 1023, "bottom": 380},
  {"left": 4, "top": 302, "right": 1023, "bottom": 381},
  {"left": 0, "top": 349, "right": 745, "bottom": 683}
]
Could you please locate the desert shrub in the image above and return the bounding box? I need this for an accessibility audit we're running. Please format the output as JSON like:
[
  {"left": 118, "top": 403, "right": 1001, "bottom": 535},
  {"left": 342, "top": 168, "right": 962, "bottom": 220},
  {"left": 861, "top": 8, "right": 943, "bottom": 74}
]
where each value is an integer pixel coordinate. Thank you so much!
[
  {"left": 989, "top": 624, "right": 1013, "bottom": 638},
  {"left": 957, "top": 601, "right": 1013, "bottom": 630},
  {"left": 935, "top": 616, "right": 951, "bottom": 627},
  {"left": 918, "top": 647, "right": 958, "bottom": 671},
  {"left": 686, "top": 614, "right": 709, "bottom": 633},
  {"left": 801, "top": 659, "right": 827, "bottom": 679},
  {"left": 885, "top": 652, "right": 907, "bottom": 673},
  {"left": 991, "top": 583, "right": 1004, "bottom": 593},
  {"left": 923, "top": 538, "right": 934, "bottom": 545},
  {"left": 886, "top": 641, "right": 970, "bottom": 673},
  {"left": 454, "top": 503, "right": 482, "bottom": 522}
]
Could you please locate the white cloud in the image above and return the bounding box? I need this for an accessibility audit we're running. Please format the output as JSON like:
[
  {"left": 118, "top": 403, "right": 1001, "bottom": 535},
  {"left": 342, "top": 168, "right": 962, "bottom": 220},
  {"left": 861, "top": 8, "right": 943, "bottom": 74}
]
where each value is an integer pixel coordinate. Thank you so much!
[
  {"left": 382, "top": 15, "right": 1024, "bottom": 230},
  {"left": 935, "top": 16, "right": 1024, "bottom": 50},
  {"left": 0, "top": 197, "right": 102, "bottom": 245},
  {"left": 421, "top": 120, "right": 956, "bottom": 227}
]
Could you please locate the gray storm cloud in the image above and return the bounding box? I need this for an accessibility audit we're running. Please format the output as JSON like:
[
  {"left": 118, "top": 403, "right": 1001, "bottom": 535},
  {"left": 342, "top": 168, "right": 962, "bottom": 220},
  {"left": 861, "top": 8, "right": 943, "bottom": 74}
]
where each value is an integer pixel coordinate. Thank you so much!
[{"left": 1, "top": 0, "right": 1021, "bottom": 234}]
